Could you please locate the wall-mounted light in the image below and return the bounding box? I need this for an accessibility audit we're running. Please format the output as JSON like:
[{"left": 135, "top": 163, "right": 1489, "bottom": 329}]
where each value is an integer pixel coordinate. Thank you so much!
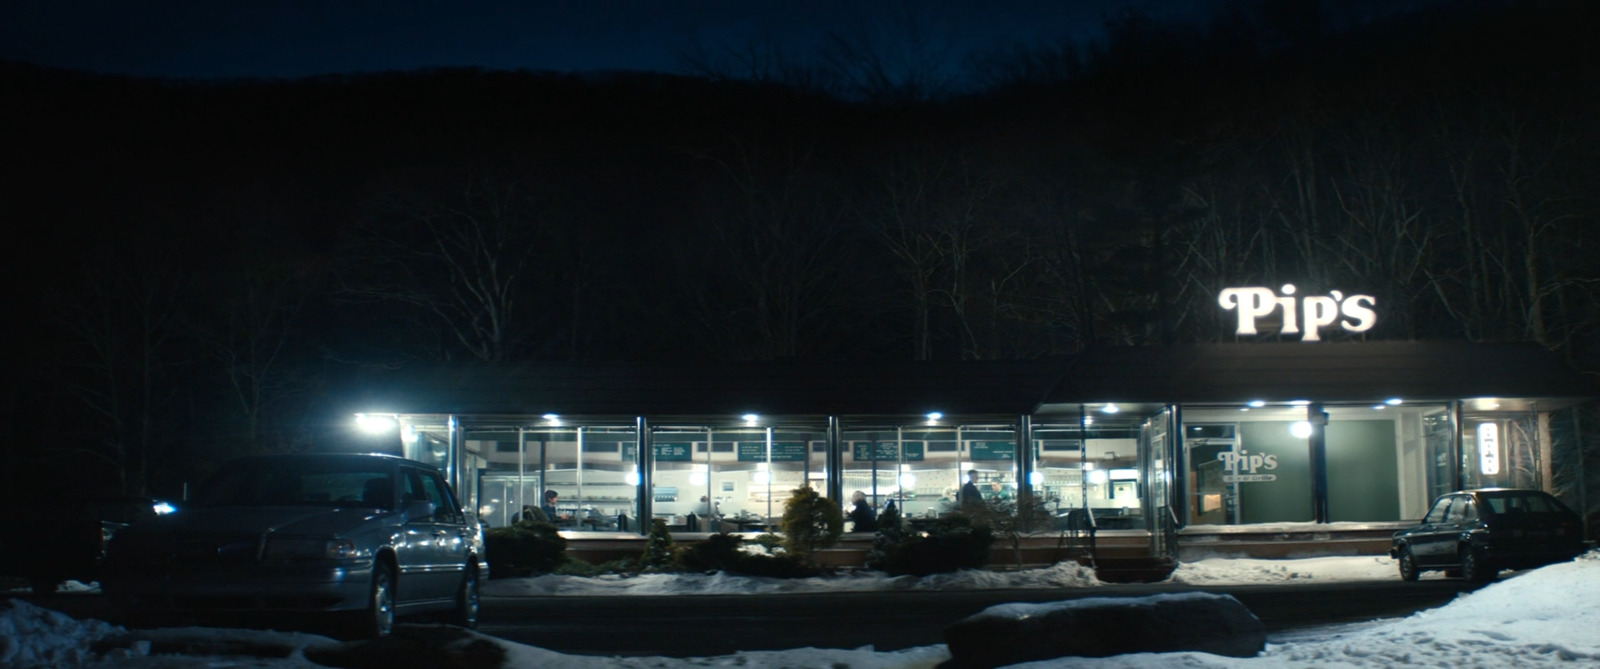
[
  {"left": 1290, "top": 421, "right": 1313, "bottom": 438},
  {"left": 355, "top": 413, "right": 396, "bottom": 434}
]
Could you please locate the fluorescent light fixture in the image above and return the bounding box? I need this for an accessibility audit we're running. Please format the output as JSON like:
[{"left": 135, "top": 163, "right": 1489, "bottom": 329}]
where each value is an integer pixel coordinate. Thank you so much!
[
  {"left": 1291, "top": 421, "right": 1313, "bottom": 438},
  {"left": 1289, "top": 400, "right": 1311, "bottom": 406},
  {"left": 1384, "top": 398, "right": 1403, "bottom": 406},
  {"left": 689, "top": 471, "right": 708, "bottom": 486},
  {"left": 354, "top": 413, "right": 396, "bottom": 434},
  {"left": 752, "top": 470, "right": 770, "bottom": 485},
  {"left": 1101, "top": 404, "right": 1120, "bottom": 414},
  {"left": 899, "top": 472, "right": 917, "bottom": 487},
  {"left": 926, "top": 412, "right": 943, "bottom": 421},
  {"left": 1088, "top": 470, "right": 1109, "bottom": 485},
  {"left": 624, "top": 471, "right": 641, "bottom": 486},
  {"left": 1248, "top": 400, "right": 1266, "bottom": 408},
  {"left": 1109, "top": 468, "right": 1138, "bottom": 480},
  {"left": 1473, "top": 398, "right": 1501, "bottom": 411}
]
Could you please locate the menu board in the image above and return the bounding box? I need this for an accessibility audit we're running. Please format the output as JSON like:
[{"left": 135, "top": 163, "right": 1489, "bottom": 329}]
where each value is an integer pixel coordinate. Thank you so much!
[
  {"left": 737, "top": 441, "right": 810, "bottom": 462},
  {"left": 851, "top": 441, "right": 926, "bottom": 462},
  {"left": 970, "top": 441, "right": 1016, "bottom": 461},
  {"left": 654, "top": 442, "right": 692, "bottom": 462}
]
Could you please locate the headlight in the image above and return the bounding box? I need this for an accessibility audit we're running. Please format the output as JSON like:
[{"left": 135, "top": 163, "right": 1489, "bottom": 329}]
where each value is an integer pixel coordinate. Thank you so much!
[{"left": 264, "top": 538, "right": 358, "bottom": 560}]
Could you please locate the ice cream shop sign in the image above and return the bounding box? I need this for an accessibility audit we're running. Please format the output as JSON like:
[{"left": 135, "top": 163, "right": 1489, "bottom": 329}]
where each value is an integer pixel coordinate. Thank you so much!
[{"left": 1219, "top": 284, "right": 1376, "bottom": 341}]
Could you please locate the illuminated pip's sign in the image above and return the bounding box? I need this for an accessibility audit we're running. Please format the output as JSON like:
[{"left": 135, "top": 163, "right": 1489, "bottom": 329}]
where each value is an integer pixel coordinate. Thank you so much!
[
  {"left": 1219, "top": 284, "right": 1376, "bottom": 341},
  {"left": 1478, "top": 423, "right": 1500, "bottom": 476}
]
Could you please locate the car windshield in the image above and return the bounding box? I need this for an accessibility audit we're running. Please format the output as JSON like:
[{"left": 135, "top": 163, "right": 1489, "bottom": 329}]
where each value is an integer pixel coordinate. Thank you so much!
[
  {"left": 191, "top": 458, "right": 396, "bottom": 510},
  {"left": 1479, "top": 491, "right": 1569, "bottom": 516}
]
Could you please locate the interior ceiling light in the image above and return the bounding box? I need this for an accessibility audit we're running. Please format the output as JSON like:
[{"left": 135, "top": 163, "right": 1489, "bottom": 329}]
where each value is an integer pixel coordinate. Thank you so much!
[
  {"left": 1101, "top": 403, "right": 1120, "bottom": 414},
  {"left": 741, "top": 413, "right": 760, "bottom": 423},
  {"left": 1289, "top": 400, "right": 1311, "bottom": 406},
  {"left": 1247, "top": 400, "right": 1266, "bottom": 408},
  {"left": 541, "top": 413, "right": 559, "bottom": 420},
  {"left": 926, "top": 412, "right": 943, "bottom": 421},
  {"left": 1385, "top": 398, "right": 1404, "bottom": 406}
]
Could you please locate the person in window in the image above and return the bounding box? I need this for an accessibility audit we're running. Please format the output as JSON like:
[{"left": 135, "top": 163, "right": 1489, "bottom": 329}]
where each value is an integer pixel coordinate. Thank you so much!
[
  {"left": 848, "top": 491, "right": 877, "bottom": 532},
  {"left": 541, "top": 490, "right": 564, "bottom": 525},
  {"left": 961, "top": 471, "right": 984, "bottom": 509}
]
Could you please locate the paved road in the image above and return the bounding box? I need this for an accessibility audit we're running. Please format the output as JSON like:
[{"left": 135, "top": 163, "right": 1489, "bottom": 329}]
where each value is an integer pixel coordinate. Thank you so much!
[{"left": 477, "top": 579, "right": 1483, "bottom": 657}]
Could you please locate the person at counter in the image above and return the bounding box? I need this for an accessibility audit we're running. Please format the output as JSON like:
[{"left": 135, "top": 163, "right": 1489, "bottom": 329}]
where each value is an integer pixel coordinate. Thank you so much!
[
  {"left": 960, "top": 471, "right": 984, "bottom": 509},
  {"left": 848, "top": 491, "right": 877, "bottom": 532}
]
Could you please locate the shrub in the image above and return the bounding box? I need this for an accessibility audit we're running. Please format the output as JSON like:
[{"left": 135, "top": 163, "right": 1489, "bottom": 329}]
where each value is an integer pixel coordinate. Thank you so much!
[
  {"left": 555, "top": 556, "right": 636, "bottom": 576},
  {"left": 642, "top": 518, "right": 676, "bottom": 569},
  {"left": 484, "top": 520, "right": 568, "bottom": 578},
  {"left": 779, "top": 485, "right": 843, "bottom": 561},
  {"left": 674, "top": 531, "right": 824, "bottom": 578},
  {"left": 866, "top": 511, "right": 993, "bottom": 577}
]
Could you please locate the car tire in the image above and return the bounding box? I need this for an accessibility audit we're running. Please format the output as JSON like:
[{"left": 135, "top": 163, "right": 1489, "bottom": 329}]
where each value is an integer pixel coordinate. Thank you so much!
[
  {"left": 1460, "top": 546, "right": 1496, "bottom": 583},
  {"left": 347, "top": 561, "right": 397, "bottom": 639},
  {"left": 1397, "top": 547, "right": 1420, "bottom": 582},
  {"left": 448, "top": 565, "right": 480, "bottom": 628}
]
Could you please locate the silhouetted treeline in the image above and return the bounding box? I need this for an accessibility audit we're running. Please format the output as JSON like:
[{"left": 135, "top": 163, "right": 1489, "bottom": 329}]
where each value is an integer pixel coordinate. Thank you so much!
[{"left": 2, "top": 0, "right": 1596, "bottom": 501}]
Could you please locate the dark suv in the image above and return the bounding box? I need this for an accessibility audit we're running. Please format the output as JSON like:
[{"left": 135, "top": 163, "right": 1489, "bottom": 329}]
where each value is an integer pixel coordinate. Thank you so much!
[
  {"left": 1390, "top": 488, "right": 1586, "bottom": 582},
  {"left": 101, "top": 453, "right": 485, "bottom": 638}
]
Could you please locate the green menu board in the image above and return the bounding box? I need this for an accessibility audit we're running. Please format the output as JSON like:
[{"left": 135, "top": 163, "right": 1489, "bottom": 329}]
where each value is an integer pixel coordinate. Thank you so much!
[
  {"left": 737, "top": 441, "right": 810, "bottom": 462},
  {"left": 851, "top": 441, "right": 926, "bottom": 462},
  {"left": 654, "top": 442, "right": 692, "bottom": 462},
  {"left": 970, "top": 441, "right": 1016, "bottom": 461}
]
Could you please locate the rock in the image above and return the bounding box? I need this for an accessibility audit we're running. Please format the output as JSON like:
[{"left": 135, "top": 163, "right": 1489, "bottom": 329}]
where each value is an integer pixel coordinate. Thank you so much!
[{"left": 942, "top": 592, "right": 1265, "bottom": 668}]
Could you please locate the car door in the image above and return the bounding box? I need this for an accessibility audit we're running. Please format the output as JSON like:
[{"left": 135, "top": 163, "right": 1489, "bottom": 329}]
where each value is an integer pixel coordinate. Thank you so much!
[
  {"left": 1409, "top": 496, "right": 1458, "bottom": 566},
  {"left": 399, "top": 466, "right": 467, "bottom": 602}
]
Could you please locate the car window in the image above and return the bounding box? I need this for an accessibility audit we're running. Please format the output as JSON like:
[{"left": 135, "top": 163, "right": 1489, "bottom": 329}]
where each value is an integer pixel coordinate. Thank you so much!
[
  {"left": 192, "top": 458, "right": 393, "bottom": 508},
  {"left": 1423, "top": 497, "right": 1454, "bottom": 523},
  {"left": 1458, "top": 499, "right": 1478, "bottom": 522},
  {"left": 1482, "top": 491, "right": 1568, "bottom": 515},
  {"left": 403, "top": 467, "right": 461, "bottom": 523},
  {"left": 1443, "top": 498, "right": 1468, "bottom": 523}
]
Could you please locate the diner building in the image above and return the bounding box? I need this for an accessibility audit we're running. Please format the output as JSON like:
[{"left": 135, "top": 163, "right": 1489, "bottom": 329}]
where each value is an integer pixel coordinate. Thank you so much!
[{"left": 343, "top": 340, "right": 1598, "bottom": 559}]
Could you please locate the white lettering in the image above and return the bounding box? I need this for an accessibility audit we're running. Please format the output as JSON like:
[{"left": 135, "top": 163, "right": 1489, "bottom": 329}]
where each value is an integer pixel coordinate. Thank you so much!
[{"left": 1218, "top": 285, "right": 1378, "bottom": 340}]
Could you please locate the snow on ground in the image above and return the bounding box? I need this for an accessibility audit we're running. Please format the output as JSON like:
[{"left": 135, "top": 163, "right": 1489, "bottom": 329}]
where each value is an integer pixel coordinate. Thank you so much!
[{"left": 4, "top": 551, "right": 1597, "bottom": 668}]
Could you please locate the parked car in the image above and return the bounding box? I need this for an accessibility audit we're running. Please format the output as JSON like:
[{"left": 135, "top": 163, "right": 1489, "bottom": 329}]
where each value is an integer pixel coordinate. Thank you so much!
[
  {"left": 0, "top": 495, "right": 175, "bottom": 594},
  {"left": 1390, "top": 488, "right": 1586, "bottom": 582},
  {"left": 100, "top": 452, "right": 485, "bottom": 638}
]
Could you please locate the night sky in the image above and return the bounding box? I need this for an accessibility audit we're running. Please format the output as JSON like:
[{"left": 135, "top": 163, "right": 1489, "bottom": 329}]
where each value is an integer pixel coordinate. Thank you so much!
[{"left": 4, "top": 0, "right": 1231, "bottom": 80}]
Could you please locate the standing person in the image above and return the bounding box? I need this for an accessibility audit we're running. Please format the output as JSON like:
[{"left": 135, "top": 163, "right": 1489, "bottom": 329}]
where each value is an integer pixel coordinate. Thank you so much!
[
  {"left": 848, "top": 491, "right": 877, "bottom": 532},
  {"left": 960, "top": 470, "right": 984, "bottom": 509},
  {"left": 541, "top": 489, "right": 562, "bottom": 525}
]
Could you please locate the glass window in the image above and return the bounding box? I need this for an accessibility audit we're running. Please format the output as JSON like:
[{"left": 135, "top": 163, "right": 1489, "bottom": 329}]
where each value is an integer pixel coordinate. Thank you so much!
[{"left": 1422, "top": 497, "right": 1452, "bottom": 524}]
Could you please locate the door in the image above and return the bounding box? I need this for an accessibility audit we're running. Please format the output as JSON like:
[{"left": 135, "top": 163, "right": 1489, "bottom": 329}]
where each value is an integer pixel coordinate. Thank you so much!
[
  {"left": 401, "top": 466, "right": 470, "bottom": 602},
  {"left": 1409, "top": 496, "right": 1458, "bottom": 566}
]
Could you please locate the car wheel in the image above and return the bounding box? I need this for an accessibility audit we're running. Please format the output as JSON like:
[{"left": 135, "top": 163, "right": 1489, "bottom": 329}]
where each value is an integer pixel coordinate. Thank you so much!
[
  {"left": 448, "top": 565, "right": 480, "bottom": 628},
  {"left": 348, "top": 561, "right": 397, "bottom": 639},
  {"left": 1397, "top": 547, "right": 1420, "bottom": 582},
  {"left": 1460, "top": 546, "right": 1496, "bottom": 583}
]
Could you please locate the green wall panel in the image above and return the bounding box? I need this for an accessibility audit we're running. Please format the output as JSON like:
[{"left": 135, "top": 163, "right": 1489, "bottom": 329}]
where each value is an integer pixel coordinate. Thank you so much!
[
  {"left": 1326, "top": 419, "right": 1399, "bottom": 522},
  {"left": 1237, "top": 422, "right": 1312, "bottom": 523}
]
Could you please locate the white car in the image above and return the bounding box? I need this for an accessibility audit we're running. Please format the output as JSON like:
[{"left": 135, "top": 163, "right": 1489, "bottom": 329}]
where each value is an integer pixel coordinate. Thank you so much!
[{"left": 101, "top": 452, "right": 485, "bottom": 638}]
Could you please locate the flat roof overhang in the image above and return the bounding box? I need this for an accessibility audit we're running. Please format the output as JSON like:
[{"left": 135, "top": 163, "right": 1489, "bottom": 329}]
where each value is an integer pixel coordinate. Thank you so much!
[{"left": 1038, "top": 341, "right": 1600, "bottom": 410}]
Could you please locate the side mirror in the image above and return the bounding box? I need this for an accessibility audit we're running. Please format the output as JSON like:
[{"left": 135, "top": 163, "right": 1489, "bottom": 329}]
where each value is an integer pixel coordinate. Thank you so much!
[{"left": 403, "top": 499, "right": 436, "bottom": 521}]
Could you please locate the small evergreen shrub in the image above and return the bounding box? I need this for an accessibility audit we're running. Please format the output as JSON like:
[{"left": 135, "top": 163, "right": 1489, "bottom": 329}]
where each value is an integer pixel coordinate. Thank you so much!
[
  {"left": 485, "top": 520, "right": 568, "bottom": 578},
  {"left": 674, "top": 531, "right": 823, "bottom": 578},
  {"left": 779, "top": 485, "right": 843, "bottom": 562},
  {"left": 643, "top": 518, "right": 676, "bottom": 569},
  {"left": 865, "top": 511, "right": 993, "bottom": 577},
  {"left": 555, "top": 556, "right": 637, "bottom": 576}
]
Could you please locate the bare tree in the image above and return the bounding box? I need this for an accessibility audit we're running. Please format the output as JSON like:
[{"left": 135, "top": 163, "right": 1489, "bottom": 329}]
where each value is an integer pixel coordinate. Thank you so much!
[{"left": 342, "top": 171, "right": 546, "bottom": 363}]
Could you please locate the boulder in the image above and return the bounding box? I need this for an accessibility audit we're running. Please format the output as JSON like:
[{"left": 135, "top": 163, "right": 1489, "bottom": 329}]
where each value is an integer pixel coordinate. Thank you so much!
[{"left": 943, "top": 592, "right": 1265, "bottom": 668}]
